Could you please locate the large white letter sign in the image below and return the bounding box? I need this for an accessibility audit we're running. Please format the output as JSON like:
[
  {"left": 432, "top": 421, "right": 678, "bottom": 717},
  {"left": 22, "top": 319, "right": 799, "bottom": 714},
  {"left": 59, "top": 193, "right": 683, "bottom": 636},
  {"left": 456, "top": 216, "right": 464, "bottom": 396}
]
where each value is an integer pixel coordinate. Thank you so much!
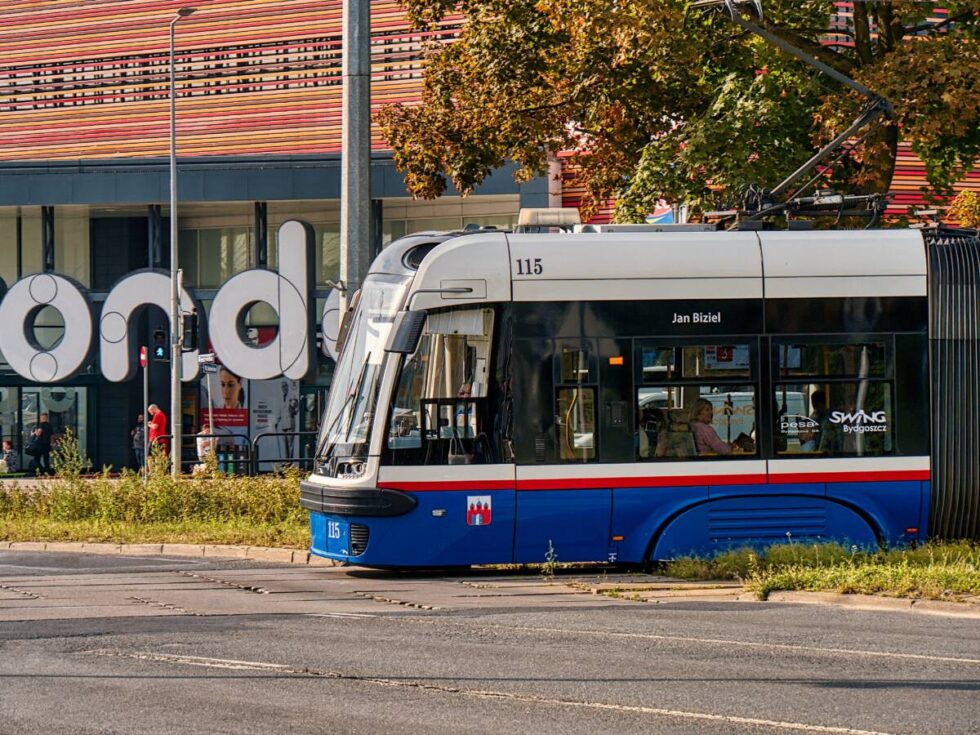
[
  {"left": 320, "top": 287, "right": 341, "bottom": 361},
  {"left": 0, "top": 273, "right": 93, "bottom": 382},
  {"left": 209, "top": 220, "right": 316, "bottom": 380},
  {"left": 99, "top": 270, "right": 201, "bottom": 382}
]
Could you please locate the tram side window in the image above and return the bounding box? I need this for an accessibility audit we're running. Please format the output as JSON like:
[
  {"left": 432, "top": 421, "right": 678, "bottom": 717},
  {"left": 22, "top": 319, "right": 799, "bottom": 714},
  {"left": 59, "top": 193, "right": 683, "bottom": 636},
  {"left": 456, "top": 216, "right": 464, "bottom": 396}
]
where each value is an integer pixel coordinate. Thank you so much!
[
  {"left": 636, "top": 344, "right": 757, "bottom": 460},
  {"left": 556, "top": 349, "right": 596, "bottom": 462},
  {"left": 773, "top": 340, "right": 895, "bottom": 457},
  {"left": 386, "top": 308, "right": 494, "bottom": 464}
]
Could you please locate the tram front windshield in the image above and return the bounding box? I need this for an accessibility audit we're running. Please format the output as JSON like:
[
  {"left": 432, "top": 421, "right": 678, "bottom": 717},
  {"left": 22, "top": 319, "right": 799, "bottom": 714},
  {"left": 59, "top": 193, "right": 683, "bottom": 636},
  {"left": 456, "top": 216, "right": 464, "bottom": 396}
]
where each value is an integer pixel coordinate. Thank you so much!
[{"left": 317, "top": 274, "right": 410, "bottom": 463}]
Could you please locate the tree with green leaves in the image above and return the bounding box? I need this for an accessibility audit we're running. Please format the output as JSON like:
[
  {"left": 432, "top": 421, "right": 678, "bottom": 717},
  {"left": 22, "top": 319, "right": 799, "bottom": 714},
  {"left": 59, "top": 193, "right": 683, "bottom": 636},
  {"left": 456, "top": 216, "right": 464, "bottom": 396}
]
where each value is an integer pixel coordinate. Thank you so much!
[{"left": 378, "top": 1, "right": 979, "bottom": 220}]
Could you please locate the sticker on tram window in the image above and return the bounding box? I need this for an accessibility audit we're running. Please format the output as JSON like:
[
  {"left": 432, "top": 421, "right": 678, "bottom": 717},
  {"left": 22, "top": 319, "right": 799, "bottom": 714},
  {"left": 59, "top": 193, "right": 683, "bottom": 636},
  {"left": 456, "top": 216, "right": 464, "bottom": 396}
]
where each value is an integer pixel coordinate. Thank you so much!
[
  {"left": 830, "top": 410, "right": 888, "bottom": 434},
  {"left": 466, "top": 496, "right": 492, "bottom": 526},
  {"left": 779, "top": 415, "right": 820, "bottom": 435}
]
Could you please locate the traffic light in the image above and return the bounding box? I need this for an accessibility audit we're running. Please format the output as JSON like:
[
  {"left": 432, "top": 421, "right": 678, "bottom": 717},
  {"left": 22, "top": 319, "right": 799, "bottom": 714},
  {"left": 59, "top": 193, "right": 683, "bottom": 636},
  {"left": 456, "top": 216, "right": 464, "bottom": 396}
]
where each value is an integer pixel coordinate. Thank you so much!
[
  {"left": 152, "top": 328, "right": 168, "bottom": 361},
  {"left": 181, "top": 310, "right": 198, "bottom": 352}
]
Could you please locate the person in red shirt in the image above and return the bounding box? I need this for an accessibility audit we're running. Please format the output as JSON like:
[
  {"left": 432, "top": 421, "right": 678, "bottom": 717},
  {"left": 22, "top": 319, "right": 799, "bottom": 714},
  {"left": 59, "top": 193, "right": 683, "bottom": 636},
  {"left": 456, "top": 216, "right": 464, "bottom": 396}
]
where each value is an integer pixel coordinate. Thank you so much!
[{"left": 147, "top": 404, "right": 169, "bottom": 456}]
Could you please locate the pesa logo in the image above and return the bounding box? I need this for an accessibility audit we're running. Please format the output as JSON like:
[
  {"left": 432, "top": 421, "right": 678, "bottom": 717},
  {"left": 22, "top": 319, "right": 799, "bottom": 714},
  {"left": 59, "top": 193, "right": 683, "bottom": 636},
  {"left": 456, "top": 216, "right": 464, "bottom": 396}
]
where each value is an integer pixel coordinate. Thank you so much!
[{"left": 778, "top": 414, "right": 820, "bottom": 434}]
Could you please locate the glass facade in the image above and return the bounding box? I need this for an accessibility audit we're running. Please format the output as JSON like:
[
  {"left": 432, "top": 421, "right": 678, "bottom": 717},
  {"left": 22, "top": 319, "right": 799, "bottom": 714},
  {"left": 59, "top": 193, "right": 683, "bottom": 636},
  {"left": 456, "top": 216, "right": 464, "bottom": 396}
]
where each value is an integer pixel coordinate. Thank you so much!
[
  {"left": 0, "top": 195, "right": 522, "bottom": 472},
  {"left": 0, "top": 386, "right": 88, "bottom": 472}
]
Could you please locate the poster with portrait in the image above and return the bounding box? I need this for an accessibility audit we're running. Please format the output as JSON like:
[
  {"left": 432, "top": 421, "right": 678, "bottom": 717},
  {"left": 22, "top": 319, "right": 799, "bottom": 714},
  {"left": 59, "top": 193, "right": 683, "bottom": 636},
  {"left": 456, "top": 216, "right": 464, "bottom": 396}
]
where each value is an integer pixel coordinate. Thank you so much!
[
  {"left": 249, "top": 378, "right": 301, "bottom": 468},
  {"left": 199, "top": 365, "right": 250, "bottom": 451}
]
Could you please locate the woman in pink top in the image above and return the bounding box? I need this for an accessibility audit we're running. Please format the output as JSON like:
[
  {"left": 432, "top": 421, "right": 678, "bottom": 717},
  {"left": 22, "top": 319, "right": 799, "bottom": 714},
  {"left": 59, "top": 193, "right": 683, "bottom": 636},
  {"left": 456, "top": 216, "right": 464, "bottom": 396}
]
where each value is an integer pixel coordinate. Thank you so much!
[{"left": 689, "top": 398, "right": 752, "bottom": 456}]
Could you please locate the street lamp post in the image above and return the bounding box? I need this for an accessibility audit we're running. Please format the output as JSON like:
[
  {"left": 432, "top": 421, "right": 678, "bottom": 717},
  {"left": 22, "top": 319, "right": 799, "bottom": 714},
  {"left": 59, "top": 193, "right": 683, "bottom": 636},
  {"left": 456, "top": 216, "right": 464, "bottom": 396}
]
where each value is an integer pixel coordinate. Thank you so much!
[{"left": 170, "top": 6, "right": 196, "bottom": 477}]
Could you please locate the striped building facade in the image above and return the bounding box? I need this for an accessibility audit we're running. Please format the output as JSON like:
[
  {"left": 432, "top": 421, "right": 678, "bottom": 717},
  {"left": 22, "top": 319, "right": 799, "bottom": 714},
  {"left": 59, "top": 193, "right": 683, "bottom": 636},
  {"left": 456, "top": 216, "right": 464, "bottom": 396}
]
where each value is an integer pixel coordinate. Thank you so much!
[
  {"left": 0, "top": 1, "right": 973, "bottom": 470},
  {"left": 0, "top": 0, "right": 547, "bottom": 471}
]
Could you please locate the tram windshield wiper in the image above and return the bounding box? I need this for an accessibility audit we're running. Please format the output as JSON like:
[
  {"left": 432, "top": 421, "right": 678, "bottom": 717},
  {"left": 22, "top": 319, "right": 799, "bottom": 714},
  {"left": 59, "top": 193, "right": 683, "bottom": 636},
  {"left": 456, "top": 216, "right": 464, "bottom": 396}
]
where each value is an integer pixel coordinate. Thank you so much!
[{"left": 340, "top": 361, "right": 372, "bottom": 445}]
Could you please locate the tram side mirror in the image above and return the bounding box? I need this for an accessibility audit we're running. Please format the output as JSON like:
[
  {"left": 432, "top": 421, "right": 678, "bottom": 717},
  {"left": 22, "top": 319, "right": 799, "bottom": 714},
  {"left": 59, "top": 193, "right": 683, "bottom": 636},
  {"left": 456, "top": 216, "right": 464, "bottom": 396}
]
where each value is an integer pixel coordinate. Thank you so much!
[{"left": 388, "top": 310, "right": 428, "bottom": 354}]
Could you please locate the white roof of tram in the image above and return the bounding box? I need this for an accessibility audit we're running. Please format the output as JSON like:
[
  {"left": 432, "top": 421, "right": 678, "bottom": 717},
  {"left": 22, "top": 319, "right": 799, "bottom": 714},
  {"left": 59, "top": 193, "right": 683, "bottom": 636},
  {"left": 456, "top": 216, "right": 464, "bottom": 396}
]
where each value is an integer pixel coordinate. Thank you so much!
[{"left": 406, "top": 228, "right": 927, "bottom": 311}]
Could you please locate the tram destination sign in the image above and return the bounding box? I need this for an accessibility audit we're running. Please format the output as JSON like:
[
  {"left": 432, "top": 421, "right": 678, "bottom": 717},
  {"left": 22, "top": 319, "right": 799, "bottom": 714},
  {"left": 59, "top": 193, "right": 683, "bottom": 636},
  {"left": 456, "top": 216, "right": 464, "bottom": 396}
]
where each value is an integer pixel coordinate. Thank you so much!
[
  {"left": 514, "top": 299, "right": 764, "bottom": 339},
  {"left": 0, "top": 220, "right": 338, "bottom": 384}
]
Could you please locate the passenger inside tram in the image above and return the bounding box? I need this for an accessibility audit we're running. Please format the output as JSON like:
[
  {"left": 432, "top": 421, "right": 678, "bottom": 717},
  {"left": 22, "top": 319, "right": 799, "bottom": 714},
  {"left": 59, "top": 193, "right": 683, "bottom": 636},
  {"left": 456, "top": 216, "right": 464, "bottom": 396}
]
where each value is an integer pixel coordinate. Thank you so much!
[
  {"left": 799, "top": 390, "right": 831, "bottom": 452},
  {"left": 689, "top": 398, "right": 755, "bottom": 456}
]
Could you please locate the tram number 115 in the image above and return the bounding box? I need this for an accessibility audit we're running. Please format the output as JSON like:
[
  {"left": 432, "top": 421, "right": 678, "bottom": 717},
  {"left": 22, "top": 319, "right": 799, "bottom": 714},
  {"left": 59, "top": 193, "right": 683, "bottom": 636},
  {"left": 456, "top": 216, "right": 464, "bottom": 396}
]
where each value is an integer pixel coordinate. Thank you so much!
[{"left": 515, "top": 258, "right": 543, "bottom": 276}]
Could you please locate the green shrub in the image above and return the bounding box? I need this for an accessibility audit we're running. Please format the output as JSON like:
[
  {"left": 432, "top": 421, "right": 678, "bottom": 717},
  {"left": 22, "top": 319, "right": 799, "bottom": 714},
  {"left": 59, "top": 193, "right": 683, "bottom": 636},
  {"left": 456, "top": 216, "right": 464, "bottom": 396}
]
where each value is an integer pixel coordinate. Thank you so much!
[{"left": 0, "top": 453, "right": 309, "bottom": 547}]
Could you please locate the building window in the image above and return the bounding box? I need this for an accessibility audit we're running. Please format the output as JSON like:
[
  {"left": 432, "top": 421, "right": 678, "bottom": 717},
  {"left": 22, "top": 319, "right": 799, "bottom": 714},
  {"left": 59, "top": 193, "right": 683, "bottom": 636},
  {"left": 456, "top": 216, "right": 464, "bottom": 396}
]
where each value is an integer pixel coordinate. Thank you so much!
[
  {"left": 54, "top": 208, "right": 91, "bottom": 286},
  {"left": 180, "top": 226, "right": 253, "bottom": 288}
]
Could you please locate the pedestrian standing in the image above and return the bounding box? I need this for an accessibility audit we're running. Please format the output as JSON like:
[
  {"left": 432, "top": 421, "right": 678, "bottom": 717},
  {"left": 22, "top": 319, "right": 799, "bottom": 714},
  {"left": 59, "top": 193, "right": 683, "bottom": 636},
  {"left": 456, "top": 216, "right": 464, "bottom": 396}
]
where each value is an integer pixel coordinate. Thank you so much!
[
  {"left": 1, "top": 439, "right": 19, "bottom": 473},
  {"left": 35, "top": 412, "right": 53, "bottom": 475},
  {"left": 147, "top": 404, "right": 169, "bottom": 457},
  {"left": 25, "top": 427, "right": 44, "bottom": 475},
  {"left": 131, "top": 413, "right": 146, "bottom": 469}
]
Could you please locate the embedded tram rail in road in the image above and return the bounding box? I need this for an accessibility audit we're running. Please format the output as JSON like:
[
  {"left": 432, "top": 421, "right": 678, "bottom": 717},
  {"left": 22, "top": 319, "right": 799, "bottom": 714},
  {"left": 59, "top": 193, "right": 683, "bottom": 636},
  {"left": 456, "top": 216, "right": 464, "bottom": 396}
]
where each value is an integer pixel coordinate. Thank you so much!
[{"left": 1, "top": 549, "right": 979, "bottom": 735}]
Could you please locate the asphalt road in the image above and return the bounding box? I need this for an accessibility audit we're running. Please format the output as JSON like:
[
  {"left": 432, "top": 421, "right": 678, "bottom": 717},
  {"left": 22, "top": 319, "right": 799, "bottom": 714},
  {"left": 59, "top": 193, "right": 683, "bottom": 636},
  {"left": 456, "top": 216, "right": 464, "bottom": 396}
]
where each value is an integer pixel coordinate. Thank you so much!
[{"left": 0, "top": 551, "right": 977, "bottom": 735}]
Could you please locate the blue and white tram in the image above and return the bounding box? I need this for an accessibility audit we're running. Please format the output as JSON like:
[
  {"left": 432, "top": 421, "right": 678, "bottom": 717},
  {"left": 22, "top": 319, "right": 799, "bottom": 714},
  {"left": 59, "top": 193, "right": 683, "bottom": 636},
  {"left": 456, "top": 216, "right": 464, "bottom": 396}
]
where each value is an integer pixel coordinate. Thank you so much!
[{"left": 300, "top": 225, "right": 979, "bottom": 567}]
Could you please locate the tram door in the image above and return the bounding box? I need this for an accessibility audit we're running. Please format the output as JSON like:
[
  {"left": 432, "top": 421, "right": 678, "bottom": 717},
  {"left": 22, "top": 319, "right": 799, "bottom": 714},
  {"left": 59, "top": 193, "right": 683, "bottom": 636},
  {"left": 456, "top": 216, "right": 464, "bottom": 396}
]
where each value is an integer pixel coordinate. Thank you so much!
[{"left": 514, "top": 338, "right": 623, "bottom": 563}]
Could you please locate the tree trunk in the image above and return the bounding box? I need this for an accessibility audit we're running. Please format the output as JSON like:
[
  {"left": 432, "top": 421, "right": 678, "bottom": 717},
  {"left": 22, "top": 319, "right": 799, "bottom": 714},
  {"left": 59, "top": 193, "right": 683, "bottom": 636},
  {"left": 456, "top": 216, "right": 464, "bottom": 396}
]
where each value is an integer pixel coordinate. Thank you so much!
[{"left": 859, "top": 122, "right": 899, "bottom": 196}]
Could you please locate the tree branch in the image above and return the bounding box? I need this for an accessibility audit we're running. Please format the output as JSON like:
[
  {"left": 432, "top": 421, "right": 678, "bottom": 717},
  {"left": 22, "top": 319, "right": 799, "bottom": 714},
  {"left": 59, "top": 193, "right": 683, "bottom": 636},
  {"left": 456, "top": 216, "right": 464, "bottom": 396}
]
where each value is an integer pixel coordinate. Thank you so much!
[
  {"left": 759, "top": 19, "right": 855, "bottom": 73},
  {"left": 904, "top": 11, "right": 976, "bottom": 36}
]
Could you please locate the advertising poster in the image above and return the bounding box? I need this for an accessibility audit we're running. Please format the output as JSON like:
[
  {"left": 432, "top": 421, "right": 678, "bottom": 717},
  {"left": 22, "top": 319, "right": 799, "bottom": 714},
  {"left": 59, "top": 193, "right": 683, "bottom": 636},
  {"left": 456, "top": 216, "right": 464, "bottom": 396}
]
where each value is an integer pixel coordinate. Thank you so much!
[
  {"left": 197, "top": 328, "right": 301, "bottom": 470},
  {"left": 249, "top": 378, "right": 301, "bottom": 468},
  {"left": 199, "top": 365, "right": 250, "bottom": 451}
]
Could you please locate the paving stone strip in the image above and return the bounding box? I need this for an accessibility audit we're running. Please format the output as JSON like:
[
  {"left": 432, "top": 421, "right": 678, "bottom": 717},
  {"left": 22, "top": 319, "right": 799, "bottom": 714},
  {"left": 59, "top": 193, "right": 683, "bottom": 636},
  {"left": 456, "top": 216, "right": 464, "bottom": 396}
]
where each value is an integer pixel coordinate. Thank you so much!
[{"left": 2, "top": 540, "right": 979, "bottom": 617}]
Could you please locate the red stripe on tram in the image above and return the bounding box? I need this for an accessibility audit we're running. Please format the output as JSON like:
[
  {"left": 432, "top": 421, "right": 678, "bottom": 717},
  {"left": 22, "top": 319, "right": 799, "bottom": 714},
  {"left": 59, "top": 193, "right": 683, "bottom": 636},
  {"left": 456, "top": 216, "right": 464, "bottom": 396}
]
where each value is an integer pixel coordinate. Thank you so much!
[
  {"left": 516, "top": 474, "right": 767, "bottom": 490},
  {"left": 378, "top": 480, "right": 516, "bottom": 492},
  {"left": 768, "top": 469, "right": 931, "bottom": 484}
]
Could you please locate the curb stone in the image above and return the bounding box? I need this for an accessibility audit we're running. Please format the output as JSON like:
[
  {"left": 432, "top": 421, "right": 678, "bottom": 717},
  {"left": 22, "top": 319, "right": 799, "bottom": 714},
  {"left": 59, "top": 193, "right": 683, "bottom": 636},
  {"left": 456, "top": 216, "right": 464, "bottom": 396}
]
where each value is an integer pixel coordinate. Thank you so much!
[
  {"left": 0, "top": 540, "right": 337, "bottom": 567},
  {"left": 8, "top": 541, "right": 48, "bottom": 551},
  {"left": 570, "top": 579, "right": 980, "bottom": 618},
  {"left": 767, "top": 590, "right": 980, "bottom": 618},
  {"left": 245, "top": 546, "right": 297, "bottom": 564},
  {"left": 204, "top": 544, "right": 248, "bottom": 559},
  {"left": 121, "top": 543, "right": 164, "bottom": 556},
  {"left": 161, "top": 543, "right": 204, "bottom": 557},
  {"left": 81, "top": 542, "right": 122, "bottom": 554}
]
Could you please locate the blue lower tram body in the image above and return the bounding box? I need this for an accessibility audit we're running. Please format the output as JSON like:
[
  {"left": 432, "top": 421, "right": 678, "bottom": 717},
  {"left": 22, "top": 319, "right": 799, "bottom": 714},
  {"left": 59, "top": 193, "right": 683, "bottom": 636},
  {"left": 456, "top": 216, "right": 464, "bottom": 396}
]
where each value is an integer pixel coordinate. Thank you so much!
[{"left": 309, "top": 481, "right": 930, "bottom": 567}]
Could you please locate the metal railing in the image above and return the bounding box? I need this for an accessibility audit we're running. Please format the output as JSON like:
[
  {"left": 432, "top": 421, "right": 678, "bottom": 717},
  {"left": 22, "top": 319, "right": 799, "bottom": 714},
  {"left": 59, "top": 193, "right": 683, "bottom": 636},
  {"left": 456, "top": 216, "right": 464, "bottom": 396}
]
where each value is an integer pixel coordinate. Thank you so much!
[
  {"left": 149, "top": 431, "right": 317, "bottom": 476},
  {"left": 250, "top": 431, "right": 318, "bottom": 475}
]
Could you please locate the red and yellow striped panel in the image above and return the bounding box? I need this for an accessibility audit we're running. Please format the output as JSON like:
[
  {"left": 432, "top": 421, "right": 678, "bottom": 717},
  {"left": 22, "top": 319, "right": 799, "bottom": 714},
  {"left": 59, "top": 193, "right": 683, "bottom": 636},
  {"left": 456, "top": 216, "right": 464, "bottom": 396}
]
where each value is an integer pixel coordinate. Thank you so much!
[
  {"left": 0, "top": 0, "right": 458, "bottom": 160},
  {"left": 560, "top": 143, "right": 980, "bottom": 222}
]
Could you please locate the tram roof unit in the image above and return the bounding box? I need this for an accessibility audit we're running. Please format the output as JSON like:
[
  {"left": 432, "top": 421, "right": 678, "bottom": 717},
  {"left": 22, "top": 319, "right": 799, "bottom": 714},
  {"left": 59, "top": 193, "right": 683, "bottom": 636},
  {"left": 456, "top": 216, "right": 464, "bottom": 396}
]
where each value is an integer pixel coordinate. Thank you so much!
[{"left": 403, "top": 228, "right": 928, "bottom": 312}]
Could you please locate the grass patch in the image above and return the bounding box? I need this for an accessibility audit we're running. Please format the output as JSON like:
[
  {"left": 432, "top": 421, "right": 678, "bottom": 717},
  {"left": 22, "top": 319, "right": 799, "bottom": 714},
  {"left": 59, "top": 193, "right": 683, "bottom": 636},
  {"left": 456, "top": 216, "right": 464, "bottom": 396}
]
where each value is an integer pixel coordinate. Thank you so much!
[
  {"left": 665, "top": 542, "right": 980, "bottom": 601},
  {"left": 0, "top": 433, "right": 309, "bottom": 548},
  {"left": 0, "top": 518, "right": 309, "bottom": 548}
]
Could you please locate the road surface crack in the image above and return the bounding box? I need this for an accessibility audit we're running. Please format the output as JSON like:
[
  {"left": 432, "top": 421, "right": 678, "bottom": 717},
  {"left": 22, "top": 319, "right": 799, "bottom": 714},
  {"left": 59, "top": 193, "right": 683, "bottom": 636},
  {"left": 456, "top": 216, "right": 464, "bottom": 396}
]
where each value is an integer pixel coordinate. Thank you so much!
[
  {"left": 352, "top": 590, "right": 437, "bottom": 610},
  {"left": 0, "top": 583, "right": 43, "bottom": 600},
  {"left": 78, "top": 649, "right": 899, "bottom": 735},
  {"left": 179, "top": 571, "right": 270, "bottom": 594},
  {"left": 127, "top": 596, "right": 200, "bottom": 616}
]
